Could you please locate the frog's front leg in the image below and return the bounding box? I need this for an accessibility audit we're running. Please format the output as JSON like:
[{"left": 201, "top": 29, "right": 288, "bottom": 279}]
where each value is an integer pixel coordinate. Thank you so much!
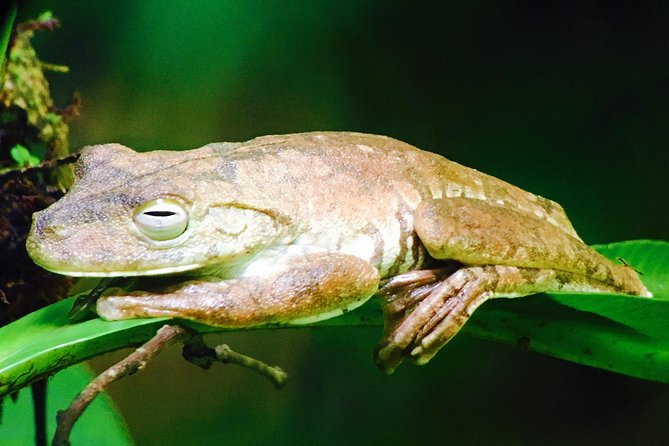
[
  {"left": 375, "top": 197, "right": 649, "bottom": 373},
  {"left": 96, "top": 252, "right": 379, "bottom": 327}
]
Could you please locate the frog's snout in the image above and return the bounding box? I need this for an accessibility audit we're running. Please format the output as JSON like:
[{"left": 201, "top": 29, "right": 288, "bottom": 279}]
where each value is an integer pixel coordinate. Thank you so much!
[
  {"left": 29, "top": 208, "right": 48, "bottom": 237},
  {"left": 26, "top": 211, "right": 53, "bottom": 262},
  {"left": 30, "top": 209, "right": 66, "bottom": 239},
  {"left": 26, "top": 207, "right": 77, "bottom": 271}
]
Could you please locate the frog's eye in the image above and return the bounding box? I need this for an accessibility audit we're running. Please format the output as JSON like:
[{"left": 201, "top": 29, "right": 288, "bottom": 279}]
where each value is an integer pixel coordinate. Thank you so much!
[{"left": 133, "top": 198, "right": 188, "bottom": 241}]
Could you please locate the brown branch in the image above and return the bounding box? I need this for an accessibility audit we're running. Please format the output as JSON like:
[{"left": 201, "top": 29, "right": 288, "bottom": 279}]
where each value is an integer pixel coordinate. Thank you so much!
[
  {"left": 214, "top": 344, "right": 288, "bottom": 388},
  {"left": 182, "top": 335, "right": 288, "bottom": 388},
  {"left": 52, "top": 324, "right": 289, "bottom": 445},
  {"left": 0, "top": 152, "right": 81, "bottom": 182},
  {"left": 182, "top": 336, "right": 288, "bottom": 389},
  {"left": 52, "top": 324, "right": 194, "bottom": 446}
]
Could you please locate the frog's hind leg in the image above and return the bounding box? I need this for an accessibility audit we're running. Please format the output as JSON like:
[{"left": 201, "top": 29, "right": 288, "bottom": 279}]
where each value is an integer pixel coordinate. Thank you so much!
[
  {"left": 375, "top": 264, "right": 625, "bottom": 374},
  {"left": 413, "top": 197, "right": 648, "bottom": 296},
  {"left": 374, "top": 197, "right": 649, "bottom": 373}
]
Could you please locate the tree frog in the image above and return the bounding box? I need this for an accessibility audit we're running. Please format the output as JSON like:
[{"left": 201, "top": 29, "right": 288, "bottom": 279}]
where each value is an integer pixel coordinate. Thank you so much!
[{"left": 26, "top": 132, "right": 650, "bottom": 373}]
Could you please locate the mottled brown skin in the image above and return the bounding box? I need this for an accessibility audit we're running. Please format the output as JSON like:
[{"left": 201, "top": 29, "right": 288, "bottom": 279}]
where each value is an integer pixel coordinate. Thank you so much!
[{"left": 26, "top": 132, "right": 649, "bottom": 373}]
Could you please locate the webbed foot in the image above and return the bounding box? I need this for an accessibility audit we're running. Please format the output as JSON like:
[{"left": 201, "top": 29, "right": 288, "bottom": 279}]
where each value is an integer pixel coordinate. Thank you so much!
[
  {"left": 374, "top": 264, "right": 591, "bottom": 373},
  {"left": 374, "top": 265, "right": 484, "bottom": 373}
]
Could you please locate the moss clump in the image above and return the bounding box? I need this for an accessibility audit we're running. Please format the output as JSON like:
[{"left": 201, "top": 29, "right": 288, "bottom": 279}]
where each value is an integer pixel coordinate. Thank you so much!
[{"left": 0, "top": 12, "right": 77, "bottom": 325}]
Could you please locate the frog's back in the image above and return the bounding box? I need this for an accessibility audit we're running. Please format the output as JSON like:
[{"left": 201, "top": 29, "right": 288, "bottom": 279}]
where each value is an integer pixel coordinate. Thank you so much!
[
  {"left": 198, "top": 132, "right": 580, "bottom": 277},
  {"left": 224, "top": 132, "right": 578, "bottom": 240}
]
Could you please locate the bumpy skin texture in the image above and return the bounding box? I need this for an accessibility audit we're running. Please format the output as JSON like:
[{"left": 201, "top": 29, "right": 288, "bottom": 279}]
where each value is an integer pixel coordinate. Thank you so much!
[{"left": 26, "top": 132, "right": 650, "bottom": 372}]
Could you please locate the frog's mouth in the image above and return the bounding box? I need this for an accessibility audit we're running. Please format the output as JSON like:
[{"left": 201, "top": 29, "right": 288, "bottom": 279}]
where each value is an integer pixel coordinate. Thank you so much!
[
  {"left": 41, "top": 262, "right": 206, "bottom": 278},
  {"left": 27, "top": 223, "right": 207, "bottom": 278}
]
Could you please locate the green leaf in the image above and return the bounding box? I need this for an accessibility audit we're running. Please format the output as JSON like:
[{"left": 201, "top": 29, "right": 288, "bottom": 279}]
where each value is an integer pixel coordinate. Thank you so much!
[
  {"left": 0, "top": 364, "right": 134, "bottom": 445},
  {"left": 0, "top": 300, "right": 167, "bottom": 397},
  {"left": 36, "top": 11, "right": 54, "bottom": 24},
  {"left": 463, "top": 240, "right": 669, "bottom": 382},
  {"left": 0, "top": 240, "right": 667, "bottom": 399},
  {"left": 9, "top": 144, "right": 40, "bottom": 167}
]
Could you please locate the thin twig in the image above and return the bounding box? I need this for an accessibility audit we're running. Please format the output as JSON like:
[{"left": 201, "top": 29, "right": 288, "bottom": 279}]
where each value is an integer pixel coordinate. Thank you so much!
[
  {"left": 182, "top": 335, "right": 288, "bottom": 388},
  {"left": 215, "top": 344, "right": 288, "bottom": 388},
  {"left": 52, "top": 324, "right": 288, "bottom": 445},
  {"left": 52, "top": 324, "right": 194, "bottom": 446}
]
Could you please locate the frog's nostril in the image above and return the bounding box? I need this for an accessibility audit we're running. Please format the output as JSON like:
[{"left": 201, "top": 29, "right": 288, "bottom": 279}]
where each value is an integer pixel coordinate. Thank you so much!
[
  {"left": 32, "top": 211, "right": 49, "bottom": 236},
  {"left": 32, "top": 211, "right": 67, "bottom": 238},
  {"left": 44, "top": 224, "right": 68, "bottom": 237}
]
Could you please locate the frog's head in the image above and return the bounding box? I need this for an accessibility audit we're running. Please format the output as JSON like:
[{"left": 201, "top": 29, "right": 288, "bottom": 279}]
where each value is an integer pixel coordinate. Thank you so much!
[{"left": 27, "top": 143, "right": 284, "bottom": 277}]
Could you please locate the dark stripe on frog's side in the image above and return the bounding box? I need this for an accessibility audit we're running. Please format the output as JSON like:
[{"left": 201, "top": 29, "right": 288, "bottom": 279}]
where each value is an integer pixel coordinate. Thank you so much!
[{"left": 408, "top": 230, "right": 426, "bottom": 272}]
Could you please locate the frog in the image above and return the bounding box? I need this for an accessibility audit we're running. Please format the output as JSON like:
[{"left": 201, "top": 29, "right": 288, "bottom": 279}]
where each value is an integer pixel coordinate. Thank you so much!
[{"left": 26, "top": 131, "right": 650, "bottom": 373}]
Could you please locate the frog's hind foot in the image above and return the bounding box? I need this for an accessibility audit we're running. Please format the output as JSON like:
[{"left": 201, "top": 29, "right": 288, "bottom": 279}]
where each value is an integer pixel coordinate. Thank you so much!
[
  {"left": 376, "top": 264, "right": 460, "bottom": 325},
  {"left": 375, "top": 265, "right": 577, "bottom": 374},
  {"left": 374, "top": 266, "right": 486, "bottom": 374}
]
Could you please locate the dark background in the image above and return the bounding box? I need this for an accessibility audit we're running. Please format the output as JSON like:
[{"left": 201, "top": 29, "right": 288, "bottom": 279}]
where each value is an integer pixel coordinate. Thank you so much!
[{"left": 16, "top": 1, "right": 669, "bottom": 444}]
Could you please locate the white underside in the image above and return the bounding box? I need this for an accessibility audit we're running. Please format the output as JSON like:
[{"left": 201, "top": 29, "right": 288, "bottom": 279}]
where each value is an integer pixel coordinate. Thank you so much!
[{"left": 46, "top": 262, "right": 204, "bottom": 277}]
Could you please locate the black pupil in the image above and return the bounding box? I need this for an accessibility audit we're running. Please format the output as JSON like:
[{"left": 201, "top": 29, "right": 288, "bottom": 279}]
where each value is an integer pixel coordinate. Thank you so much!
[{"left": 144, "top": 211, "right": 176, "bottom": 217}]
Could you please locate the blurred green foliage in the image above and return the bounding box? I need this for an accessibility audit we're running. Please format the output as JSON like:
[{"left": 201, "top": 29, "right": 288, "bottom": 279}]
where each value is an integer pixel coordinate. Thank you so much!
[
  {"left": 0, "top": 364, "right": 133, "bottom": 445},
  {"left": 9, "top": 143, "right": 39, "bottom": 166},
  {"left": 9, "top": 0, "right": 669, "bottom": 445},
  {"left": 0, "top": 2, "right": 16, "bottom": 74}
]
